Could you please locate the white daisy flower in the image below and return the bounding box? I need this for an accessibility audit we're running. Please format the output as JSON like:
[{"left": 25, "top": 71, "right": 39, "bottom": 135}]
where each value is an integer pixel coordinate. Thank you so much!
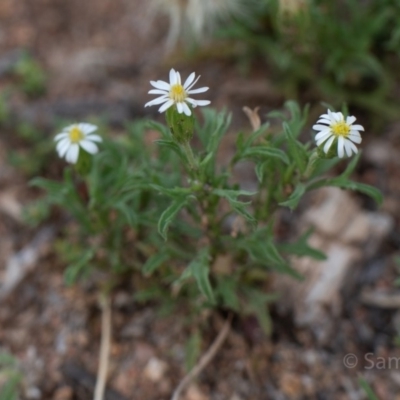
[
  {"left": 54, "top": 123, "right": 102, "bottom": 164},
  {"left": 144, "top": 68, "right": 210, "bottom": 116},
  {"left": 313, "top": 110, "right": 364, "bottom": 158}
]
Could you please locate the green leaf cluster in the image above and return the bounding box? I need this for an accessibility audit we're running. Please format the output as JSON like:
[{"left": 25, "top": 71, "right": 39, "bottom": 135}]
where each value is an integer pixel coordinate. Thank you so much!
[{"left": 30, "top": 101, "right": 380, "bottom": 334}]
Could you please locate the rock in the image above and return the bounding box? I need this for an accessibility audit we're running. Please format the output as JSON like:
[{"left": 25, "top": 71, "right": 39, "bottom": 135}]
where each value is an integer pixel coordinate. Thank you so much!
[
  {"left": 279, "top": 372, "right": 303, "bottom": 398},
  {"left": 143, "top": 357, "right": 167, "bottom": 382},
  {"left": 364, "top": 139, "right": 400, "bottom": 166},
  {"left": 0, "top": 226, "right": 54, "bottom": 301},
  {"left": 53, "top": 386, "right": 73, "bottom": 400},
  {"left": 304, "top": 187, "right": 359, "bottom": 237},
  {"left": 274, "top": 187, "right": 393, "bottom": 342},
  {"left": 184, "top": 384, "right": 208, "bottom": 400}
]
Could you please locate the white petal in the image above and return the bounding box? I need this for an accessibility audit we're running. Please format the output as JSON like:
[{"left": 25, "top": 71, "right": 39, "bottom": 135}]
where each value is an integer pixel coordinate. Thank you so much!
[
  {"left": 313, "top": 124, "right": 329, "bottom": 131},
  {"left": 343, "top": 139, "right": 353, "bottom": 157},
  {"left": 145, "top": 96, "right": 169, "bottom": 107},
  {"left": 86, "top": 134, "right": 102, "bottom": 143},
  {"left": 78, "top": 123, "right": 97, "bottom": 134},
  {"left": 187, "top": 86, "right": 209, "bottom": 94},
  {"left": 56, "top": 137, "right": 70, "bottom": 152},
  {"left": 183, "top": 72, "right": 195, "bottom": 89},
  {"left": 176, "top": 71, "right": 182, "bottom": 85},
  {"left": 318, "top": 113, "right": 330, "bottom": 119},
  {"left": 176, "top": 102, "right": 183, "bottom": 113},
  {"left": 337, "top": 136, "right": 345, "bottom": 158},
  {"left": 316, "top": 133, "right": 333, "bottom": 147},
  {"left": 315, "top": 128, "right": 332, "bottom": 142},
  {"left": 350, "top": 124, "right": 364, "bottom": 131},
  {"left": 185, "top": 98, "right": 197, "bottom": 106},
  {"left": 148, "top": 89, "right": 169, "bottom": 95},
  {"left": 346, "top": 139, "right": 358, "bottom": 155},
  {"left": 323, "top": 135, "right": 335, "bottom": 153},
  {"left": 58, "top": 139, "right": 71, "bottom": 158},
  {"left": 191, "top": 99, "right": 210, "bottom": 106},
  {"left": 182, "top": 102, "right": 191, "bottom": 116},
  {"left": 80, "top": 139, "right": 99, "bottom": 154},
  {"left": 158, "top": 99, "right": 174, "bottom": 113},
  {"left": 66, "top": 144, "right": 79, "bottom": 164},
  {"left": 150, "top": 80, "right": 170, "bottom": 90},
  {"left": 346, "top": 116, "right": 356, "bottom": 124},
  {"left": 316, "top": 119, "right": 331, "bottom": 125},
  {"left": 169, "top": 69, "right": 177, "bottom": 85},
  {"left": 54, "top": 132, "right": 68, "bottom": 141},
  {"left": 348, "top": 133, "right": 361, "bottom": 144},
  {"left": 62, "top": 124, "right": 76, "bottom": 133},
  {"left": 186, "top": 74, "right": 201, "bottom": 91},
  {"left": 327, "top": 110, "right": 335, "bottom": 122},
  {"left": 333, "top": 112, "right": 344, "bottom": 122}
]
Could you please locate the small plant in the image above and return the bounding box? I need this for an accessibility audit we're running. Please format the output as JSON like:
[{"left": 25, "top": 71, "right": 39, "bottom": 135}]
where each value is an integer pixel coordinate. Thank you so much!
[
  {"left": 30, "top": 68, "right": 381, "bottom": 399},
  {"left": 217, "top": 0, "right": 400, "bottom": 120},
  {"left": 14, "top": 52, "right": 46, "bottom": 97},
  {"left": 0, "top": 352, "right": 22, "bottom": 400}
]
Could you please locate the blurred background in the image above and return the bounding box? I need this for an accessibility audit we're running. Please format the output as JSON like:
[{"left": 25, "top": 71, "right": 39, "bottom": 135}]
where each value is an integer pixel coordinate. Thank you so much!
[{"left": 1, "top": 0, "right": 400, "bottom": 399}]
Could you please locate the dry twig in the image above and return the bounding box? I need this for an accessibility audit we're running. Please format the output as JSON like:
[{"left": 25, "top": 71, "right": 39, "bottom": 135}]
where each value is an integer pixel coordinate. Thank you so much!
[
  {"left": 171, "top": 314, "right": 232, "bottom": 400},
  {"left": 94, "top": 294, "right": 112, "bottom": 400}
]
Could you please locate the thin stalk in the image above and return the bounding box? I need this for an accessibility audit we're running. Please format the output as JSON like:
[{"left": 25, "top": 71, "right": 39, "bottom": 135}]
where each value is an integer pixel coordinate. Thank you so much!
[
  {"left": 171, "top": 314, "right": 232, "bottom": 400},
  {"left": 181, "top": 141, "right": 198, "bottom": 171},
  {"left": 94, "top": 294, "right": 112, "bottom": 400}
]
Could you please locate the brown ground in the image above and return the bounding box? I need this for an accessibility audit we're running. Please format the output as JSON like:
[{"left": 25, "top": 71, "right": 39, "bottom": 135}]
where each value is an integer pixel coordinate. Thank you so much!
[{"left": 1, "top": 1, "right": 400, "bottom": 399}]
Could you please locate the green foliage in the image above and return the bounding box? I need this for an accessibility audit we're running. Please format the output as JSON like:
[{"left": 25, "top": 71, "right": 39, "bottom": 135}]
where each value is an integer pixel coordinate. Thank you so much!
[
  {"left": 14, "top": 53, "right": 46, "bottom": 97},
  {"left": 359, "top": 377, "right": 380, "bottom": 400},
  {"left": 30, "top": 101, "right": 379, "bottom": 334},
  {"left": 0, "top": 352, "right": 22, "bottom": 400},
  {"left": 217, "top": 0, "right": 400, "bottom": 119},
  {"left": 184, "top": 329, "right": 202, "bottom": 372},
  {"left": 8, "top": 122, "right": 54, "bottom": 176}
]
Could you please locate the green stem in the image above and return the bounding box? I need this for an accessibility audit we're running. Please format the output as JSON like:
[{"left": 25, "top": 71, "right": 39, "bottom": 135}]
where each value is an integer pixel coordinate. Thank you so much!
[
  {"left": 303, "top": 150, "right": 319, "bottom": 179},
  {"left": 181, "top": 141, "right": 198, "bottom": 171}
]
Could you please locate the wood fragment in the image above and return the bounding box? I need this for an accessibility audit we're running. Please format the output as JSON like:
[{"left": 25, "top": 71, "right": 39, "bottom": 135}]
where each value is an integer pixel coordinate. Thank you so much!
[{"left": 171, "top": 314, "right": 232, "bottom": 400}]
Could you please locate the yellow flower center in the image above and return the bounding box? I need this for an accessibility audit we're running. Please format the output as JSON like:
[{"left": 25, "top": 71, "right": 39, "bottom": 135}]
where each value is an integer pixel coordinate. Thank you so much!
[
  {"left": 170, "top": 84, "right": 186, "bottom": 103},
  {"left": 69, "top": 126, "right": 84, "bottom": 143},
  {"left": 331, "top": 121, "right": 350, "bottom": 137}
]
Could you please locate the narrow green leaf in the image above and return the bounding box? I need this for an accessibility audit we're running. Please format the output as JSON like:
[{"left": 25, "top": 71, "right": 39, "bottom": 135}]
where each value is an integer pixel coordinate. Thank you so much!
[
  {"left": 279, "top": 183, "right": 306, "bottom": 210},
  {"left": 142, "top": 252, "right": 170, "bottom": 276},
  {"left": 154, "top": 139, "right": 186, "bottom": 160},
  {"left": 216, "top": 277, "right": 240, "bottom": 311},
  {"left": 255, "top": 161, "right": 266, "bottom": 183},
  {"left": 199, "top": 152, "right": 214, "bottom": 168},
  {"left": 278, "top": 229, "right": 326, "bottom": 260},
  {"left": 243, "top": 239, "right": 303, "bottom": 279},
  {"left": 150, "top": 184, "right": 192, "bottom": 197},
  {"left": 184, "top": 330, "right": 202, "bottom": 372},
  {"left": 341, "top": 151, "right": 361, "bottom": 179},
  {"left": 307, "top": 178, "right": 383, "bottom": 206},
  {"left": 114, "top": 202, "right": 137, "bottom": 226},
  {"left": 213, "top": 188, "right": 257, "bottom": 198},
  {"left": 205, "top": 111, "right": 232, "bottom": 153},
  {"left": 359, "top": 377, "right": 379, "bottom": 400},
  {"left": 64, "top": 249, "right": 95, "bottom": 286},
  {"left": 243, "top": 122, "right": 270, "bottom": 147},
  {"left": 228, "top": 198, "right": 257, "bottom": 226},
  {"left": 213, "top": 189, "right": 257, "bottom": 225},
  {"left": 283, "top": 122, "right": 308, "bottom": 173},
  {"left": 189, "top": 247, "right": 215, "bottom": 303},
  {"left": 243, "top": 288, "right": 278, "bottom": 335},
  {"left": 242, "top": 147, "right": 289, "bottom": 164},
  {"left": 146, "top": 120, "right": 171, "bottom": 139},
  {"left": 158, "top": 197, "right": 187, "bottom": 240}
]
